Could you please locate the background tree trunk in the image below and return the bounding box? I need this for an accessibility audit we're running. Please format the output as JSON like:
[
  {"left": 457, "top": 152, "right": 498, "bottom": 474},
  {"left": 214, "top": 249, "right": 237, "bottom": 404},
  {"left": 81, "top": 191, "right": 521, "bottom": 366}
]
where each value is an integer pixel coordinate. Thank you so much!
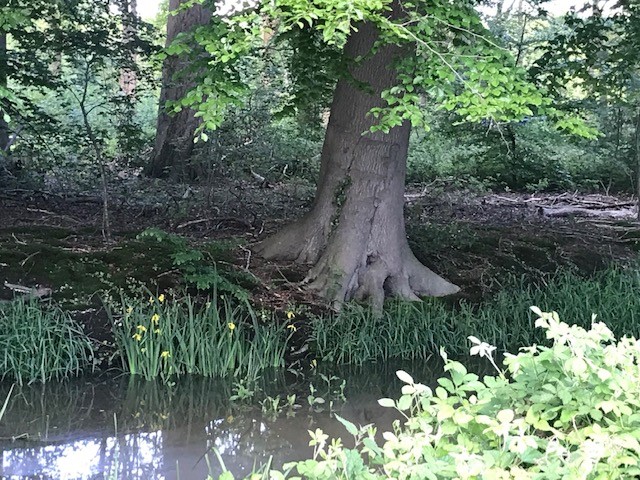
[
  {"left": 119, "top": 0, "right": 138, "bottom": 97},
  {"left": 146, "top": 0, "right": 211, "bottom": 178},
  {"left": 0, "top": 27, "right": 9, "bottom": 153},
  {"left": 256, "top": 6, "right": 459, "bottom": 309}
]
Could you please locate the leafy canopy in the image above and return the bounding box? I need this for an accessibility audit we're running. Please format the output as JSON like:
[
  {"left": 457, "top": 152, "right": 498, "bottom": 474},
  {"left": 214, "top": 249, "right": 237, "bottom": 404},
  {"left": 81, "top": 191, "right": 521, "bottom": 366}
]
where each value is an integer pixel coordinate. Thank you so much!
[
  {"left": 170, "top": 0, "right": 597, "bottom": 138},
  {"left": 534, "top": 2, "right": 640, "bottom": 106},
  {"left": 0, "top": 0, "right": 158, "bottom": 170}
]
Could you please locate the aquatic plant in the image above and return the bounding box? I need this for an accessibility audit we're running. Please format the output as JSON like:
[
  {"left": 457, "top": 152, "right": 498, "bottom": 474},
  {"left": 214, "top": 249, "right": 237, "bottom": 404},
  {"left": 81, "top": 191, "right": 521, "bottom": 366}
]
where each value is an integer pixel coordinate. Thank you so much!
[
  {"left": 0, "top": 297, "right": 94, "bottom": 385},
  {"left": 222, "top": 308, "right": 640, "bottom": 478},
  {"left": 107, "top": 290, "right": 290, "bottom": 382},
  {"left": 313, "top": 266, "right": 640, "bottom": 364}
]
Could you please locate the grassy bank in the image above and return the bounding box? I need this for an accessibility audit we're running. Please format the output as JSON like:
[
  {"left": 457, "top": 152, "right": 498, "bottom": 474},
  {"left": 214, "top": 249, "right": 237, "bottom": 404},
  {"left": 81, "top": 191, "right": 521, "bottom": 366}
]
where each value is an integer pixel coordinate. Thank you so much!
[
  {"left": 313, "top": 266, "right": 640, "bottom": 364},
  {"left": 106, "top": 291, "right": 292, "bottom": 382},
  {"left": 2, "top": 264, "right": 639, "bottom": 383},
  {"left": 0, "top": 298, "right": 94, "bottom": 384}
]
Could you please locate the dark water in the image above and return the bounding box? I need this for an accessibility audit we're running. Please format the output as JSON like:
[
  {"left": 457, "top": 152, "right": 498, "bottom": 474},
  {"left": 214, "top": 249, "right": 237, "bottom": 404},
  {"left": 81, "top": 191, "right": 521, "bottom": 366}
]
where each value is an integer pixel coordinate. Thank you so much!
[{"left": 0, "top": 359, "right": 485, "bottom": 479}]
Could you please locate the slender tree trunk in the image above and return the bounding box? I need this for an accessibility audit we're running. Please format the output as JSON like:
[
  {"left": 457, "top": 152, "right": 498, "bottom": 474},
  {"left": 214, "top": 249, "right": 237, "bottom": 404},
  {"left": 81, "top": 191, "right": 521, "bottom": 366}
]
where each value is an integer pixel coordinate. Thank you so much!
[
  {"left": 146, "top": 0, "right": 211, "bottom": 178},
  {"left": 635, "top": 105, "right": 640, "bottom": 221},
  {"left": 255, "top": 6, "right": 458, "bottom": 309},
  {"left": 0, "top": 27, "right": 9, "bottom": 153}
]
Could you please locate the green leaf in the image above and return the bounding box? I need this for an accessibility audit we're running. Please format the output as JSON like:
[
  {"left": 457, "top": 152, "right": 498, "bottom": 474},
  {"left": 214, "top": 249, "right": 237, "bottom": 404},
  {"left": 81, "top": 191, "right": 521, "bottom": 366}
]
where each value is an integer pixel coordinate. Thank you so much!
[
  {"left": 378, "top": 398, "right": 395, "bottom": 408},
  {"left": 396, "top": 370, "right": 414, "bottom": 384},
  {"left": 397, "top": 394, "right": 412, "bottom": 411},
  {"left": 335, "top": 414, "right": 358, "bottom": 436}
]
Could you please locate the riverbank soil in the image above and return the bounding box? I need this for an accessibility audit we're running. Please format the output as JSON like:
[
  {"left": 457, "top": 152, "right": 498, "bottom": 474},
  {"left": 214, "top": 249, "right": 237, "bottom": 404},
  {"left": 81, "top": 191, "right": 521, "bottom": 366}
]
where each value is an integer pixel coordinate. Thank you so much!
[{"left": 2, "top": 179, "right": 639, "bottom": 346}]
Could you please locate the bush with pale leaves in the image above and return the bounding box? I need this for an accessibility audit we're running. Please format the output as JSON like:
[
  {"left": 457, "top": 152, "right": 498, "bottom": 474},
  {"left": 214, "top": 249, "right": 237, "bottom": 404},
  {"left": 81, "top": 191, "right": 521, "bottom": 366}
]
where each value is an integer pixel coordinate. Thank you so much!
[{"left": 218, "top": 307, "right": 640, "bottom": 479}]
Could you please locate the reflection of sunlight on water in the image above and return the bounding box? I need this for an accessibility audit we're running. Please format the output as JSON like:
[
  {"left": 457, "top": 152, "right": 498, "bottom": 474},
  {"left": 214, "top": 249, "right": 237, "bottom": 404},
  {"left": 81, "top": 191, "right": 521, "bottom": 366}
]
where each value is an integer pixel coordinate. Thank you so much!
[
  {"left": 0, "top": 362, "right": 449, "bottom": 479},
  {"left": 207, "top": 418, "right": 270, "bottom": 457},
  {"left": 2, "top": 431, "right": 163, "bottom": 479}
]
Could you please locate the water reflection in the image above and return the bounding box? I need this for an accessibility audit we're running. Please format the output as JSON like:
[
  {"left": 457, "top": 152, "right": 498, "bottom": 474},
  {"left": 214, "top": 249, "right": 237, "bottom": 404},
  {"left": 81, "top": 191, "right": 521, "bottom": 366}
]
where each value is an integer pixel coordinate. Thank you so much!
[
  {"left": 3, "top": 431, "right": 163, "bottom": 478},
  {"left": 0, "top": 359, "right": 481, "bottom": 479}
]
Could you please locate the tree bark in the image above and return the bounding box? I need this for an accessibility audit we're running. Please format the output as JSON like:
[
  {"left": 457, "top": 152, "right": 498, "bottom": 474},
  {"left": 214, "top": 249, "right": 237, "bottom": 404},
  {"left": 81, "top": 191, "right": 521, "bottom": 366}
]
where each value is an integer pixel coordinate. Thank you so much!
[
  {"left": 146, "top": 0, "right": 211, "bottom": 178},
  {"left": 119, "top": 0, "right": 138, "bottom": 97},
  {"left": 255, "top": 7, "right": 459, "bottom": 309},
  {"left": 635, "top": 105, "right": 640, "bottom": 221},
  {"left": 0, "top": 27, "right": 9, "bottom": 153}
]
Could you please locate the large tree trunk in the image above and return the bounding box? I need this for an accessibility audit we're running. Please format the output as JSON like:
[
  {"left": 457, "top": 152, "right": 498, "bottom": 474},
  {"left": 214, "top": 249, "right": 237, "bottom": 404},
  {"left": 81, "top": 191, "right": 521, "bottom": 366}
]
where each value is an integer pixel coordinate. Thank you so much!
[
  {"left": 255, "top": 9, "right": 459, "bottom": 309},
  {"left": 146, "top": 0, "right": 211, "bottom": 178}
]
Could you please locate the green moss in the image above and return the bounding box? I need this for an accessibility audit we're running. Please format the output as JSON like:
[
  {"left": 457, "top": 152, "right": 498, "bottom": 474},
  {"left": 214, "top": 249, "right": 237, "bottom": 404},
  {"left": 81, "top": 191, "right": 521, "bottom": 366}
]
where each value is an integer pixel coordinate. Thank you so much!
[
  {"left": 0, "top": 226, "right": 250, "bottom": 307},
  {"left": 1, "top": 225, "right": 73, "bottom": 240}
]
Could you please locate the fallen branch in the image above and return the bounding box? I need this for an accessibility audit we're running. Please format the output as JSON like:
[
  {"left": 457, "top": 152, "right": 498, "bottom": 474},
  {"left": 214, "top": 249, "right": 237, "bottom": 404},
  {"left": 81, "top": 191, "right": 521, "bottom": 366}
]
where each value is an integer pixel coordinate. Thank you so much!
[
  {"left": 177, "top": 218, "right": 211, "bottom": 229},
  {"left": 26, "top": 208, "right": 81, "bottom": 224},
  {"left": 3, "top": 281, "right": 52, "bottom": 299},
  {"left": 540, "top": 206, "right": 635, "bottom": 219},
  {"left": 240, "top": 245, "right": 252, "bottom": 271},
  {"left": 404, "top": 187, "right": 428, "bottom": 202},
  {"left": 20, "top": 251, "right": 39, "bottom": 267}
]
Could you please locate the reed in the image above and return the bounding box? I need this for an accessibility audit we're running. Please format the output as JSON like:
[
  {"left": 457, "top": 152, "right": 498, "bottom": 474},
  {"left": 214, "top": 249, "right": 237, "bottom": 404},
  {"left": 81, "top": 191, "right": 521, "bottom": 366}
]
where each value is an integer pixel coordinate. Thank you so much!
[
  {"left": 107, "top": 290, "right": 290, "bottom": 382},
  {"left": 0, "top": 297, "right": 93, "bottom": 384},
  {"left": 312, "top": 265, "right": 640, "bottom": 364}
]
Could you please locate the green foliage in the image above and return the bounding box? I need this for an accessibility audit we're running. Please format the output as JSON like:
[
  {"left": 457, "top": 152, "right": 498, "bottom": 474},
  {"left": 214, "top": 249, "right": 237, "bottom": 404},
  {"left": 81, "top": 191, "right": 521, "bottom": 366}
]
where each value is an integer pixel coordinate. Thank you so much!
[
  {"left": 313, "top": 266, "right": 640, "bottom": 364},
  {"left": 407, "top": 115, "right": 618, "bottom": 192},
  {"left": 307, "top": 373, "right": 346, "bottom": 412},
  {"left": 137, "top": 228, "right": 251, "bottom": 302},
  {"left": 223, "top": 309, "right": 640, "bottom": 478},
  {"left": 175, "top": 0, "right": 593, "bottom": 139},
  {"left": 0, "top": 297, "right": 94, "bottom": 385},
  {"left": 260, "top": 393, "right": 297, "bottom": 418},
  {"left": 107, "top": 290, "right": 290, "bottom": 382},
  {"left": 1, "top": 0, "right": 158, "bottom": 187},
  {"left": 189, "top": 79, "right": 324, "bottom": 182}
]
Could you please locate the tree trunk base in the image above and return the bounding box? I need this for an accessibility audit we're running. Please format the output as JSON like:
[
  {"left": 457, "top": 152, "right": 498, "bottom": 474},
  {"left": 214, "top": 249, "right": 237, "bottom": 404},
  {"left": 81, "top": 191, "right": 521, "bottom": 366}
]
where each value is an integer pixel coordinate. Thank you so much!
[{"left": 256, "top": 221, "right": 460, "bottom": 310}]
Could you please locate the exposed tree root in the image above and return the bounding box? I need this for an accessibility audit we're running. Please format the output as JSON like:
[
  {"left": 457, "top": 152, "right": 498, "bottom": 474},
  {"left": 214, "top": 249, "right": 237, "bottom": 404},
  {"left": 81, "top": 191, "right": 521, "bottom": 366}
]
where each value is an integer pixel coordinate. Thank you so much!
[
  {"left": 254, "top": 208, "right": 333, "bottom": 264},
  {"left": 303, "top": 239, "right": 459, "bottom": 310},
  {"left": 256, "top": 211, "right": 460, "bottom": 310}
]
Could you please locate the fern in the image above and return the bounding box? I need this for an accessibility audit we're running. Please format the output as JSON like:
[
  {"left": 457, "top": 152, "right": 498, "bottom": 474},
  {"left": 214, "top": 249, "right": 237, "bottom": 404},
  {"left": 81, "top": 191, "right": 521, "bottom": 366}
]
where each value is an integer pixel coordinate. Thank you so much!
[{"left": 137, "top": 229, "right": 250, "bottom": 301}]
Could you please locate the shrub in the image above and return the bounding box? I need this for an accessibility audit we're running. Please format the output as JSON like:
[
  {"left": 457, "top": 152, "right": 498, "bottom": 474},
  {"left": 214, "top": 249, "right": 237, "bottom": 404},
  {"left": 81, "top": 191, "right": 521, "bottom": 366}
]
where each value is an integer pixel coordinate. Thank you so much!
[
  {"left": 224, "top": 308, "right": 640, "bottom": 479},
  {"left": 136, "top": 228, "right": 253, "bottom": 302},
  {"left": 0, "top": 297, "right": 94, "bottom": 385}
]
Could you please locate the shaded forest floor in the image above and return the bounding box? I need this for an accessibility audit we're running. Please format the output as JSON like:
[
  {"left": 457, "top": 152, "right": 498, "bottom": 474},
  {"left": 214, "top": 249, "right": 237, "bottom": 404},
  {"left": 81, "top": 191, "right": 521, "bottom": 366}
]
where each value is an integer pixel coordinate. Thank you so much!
[{"left": 2, "top": 177, "right": 640, "bottom": 345}]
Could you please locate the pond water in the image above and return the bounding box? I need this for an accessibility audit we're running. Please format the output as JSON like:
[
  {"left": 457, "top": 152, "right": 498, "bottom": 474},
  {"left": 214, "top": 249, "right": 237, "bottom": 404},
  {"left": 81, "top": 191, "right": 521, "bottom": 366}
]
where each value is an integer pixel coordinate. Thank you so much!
[{"left": 0, "top": 358, "right": 487, "bottom": 479}]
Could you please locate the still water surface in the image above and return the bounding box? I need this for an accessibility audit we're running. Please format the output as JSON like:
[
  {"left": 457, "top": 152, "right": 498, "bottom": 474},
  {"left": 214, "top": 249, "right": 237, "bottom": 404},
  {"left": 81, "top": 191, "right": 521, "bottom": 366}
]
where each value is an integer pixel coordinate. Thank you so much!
[{"left": 0, "top": 359, "right": 469, "bottom": 479}]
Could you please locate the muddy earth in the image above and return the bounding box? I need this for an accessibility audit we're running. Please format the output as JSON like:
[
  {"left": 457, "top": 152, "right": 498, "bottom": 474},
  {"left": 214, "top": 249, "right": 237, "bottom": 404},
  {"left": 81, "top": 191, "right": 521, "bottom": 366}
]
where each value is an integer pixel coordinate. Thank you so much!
[{"left": 1, "top": 178, "right": 639, "bottom": 348}]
